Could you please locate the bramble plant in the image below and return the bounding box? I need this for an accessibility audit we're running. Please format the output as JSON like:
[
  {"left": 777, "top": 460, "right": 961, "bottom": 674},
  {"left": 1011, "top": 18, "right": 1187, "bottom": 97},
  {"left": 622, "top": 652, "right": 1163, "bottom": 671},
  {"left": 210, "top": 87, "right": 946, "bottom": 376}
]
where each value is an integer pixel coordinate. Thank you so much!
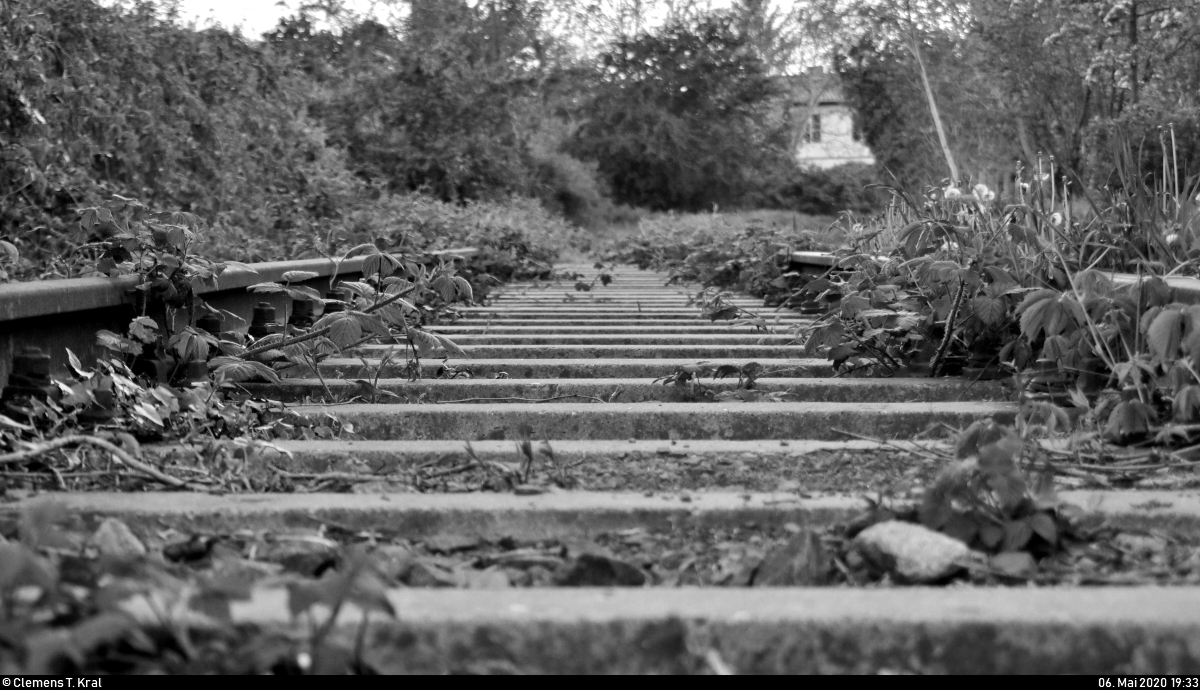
[
  {"left": 604, "top": 211, "right": 842, "bottom": 307},
  {"left": 613, "top": 146, "right": 1200, "bottom": 452},
  {"left": 0, "top": 193, "right": 567, "bottom": 491}
]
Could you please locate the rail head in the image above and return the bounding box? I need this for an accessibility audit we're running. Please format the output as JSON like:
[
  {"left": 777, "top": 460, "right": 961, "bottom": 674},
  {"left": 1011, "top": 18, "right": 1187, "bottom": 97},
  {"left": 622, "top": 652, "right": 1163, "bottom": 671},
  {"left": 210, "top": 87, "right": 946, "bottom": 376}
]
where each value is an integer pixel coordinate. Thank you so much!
[{"left": 0, "top": 256, "right": 366, "bottom": 323}]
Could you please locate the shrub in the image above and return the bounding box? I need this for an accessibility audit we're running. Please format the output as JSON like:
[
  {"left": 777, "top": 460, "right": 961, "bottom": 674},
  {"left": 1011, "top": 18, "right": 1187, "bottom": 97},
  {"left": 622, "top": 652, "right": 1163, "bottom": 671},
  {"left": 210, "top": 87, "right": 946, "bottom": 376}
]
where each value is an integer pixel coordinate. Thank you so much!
[
  {"left": 755, "top": 163, "right": 884, "bottom": 216},
  {"left": 603, "top": 210, "right": 842, "bottom": 304}
]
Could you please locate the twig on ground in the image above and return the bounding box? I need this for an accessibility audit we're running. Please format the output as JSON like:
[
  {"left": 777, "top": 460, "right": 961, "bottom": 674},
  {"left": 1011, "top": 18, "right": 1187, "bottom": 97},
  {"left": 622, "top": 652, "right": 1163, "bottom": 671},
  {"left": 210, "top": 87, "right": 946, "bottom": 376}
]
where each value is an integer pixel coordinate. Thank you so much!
[
  {"left": 422, "top": 463, "right": 479, "bottom": 479},
  {"left": 272, "top": 469, "right": 401, "bottom": 483},
  {"left": 831, "top": 428, "right": 954, "bottom": 459},
  {"left": 0, "top": 435, "right": 198, "bottom": 489}
]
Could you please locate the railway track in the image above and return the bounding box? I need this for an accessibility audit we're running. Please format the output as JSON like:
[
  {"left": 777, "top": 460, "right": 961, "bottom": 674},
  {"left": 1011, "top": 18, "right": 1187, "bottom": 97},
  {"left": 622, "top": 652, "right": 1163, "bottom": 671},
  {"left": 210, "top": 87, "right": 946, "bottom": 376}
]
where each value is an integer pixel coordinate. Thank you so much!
[{"left": 6, "top": 263, "right": 1200, "bottom": 673}]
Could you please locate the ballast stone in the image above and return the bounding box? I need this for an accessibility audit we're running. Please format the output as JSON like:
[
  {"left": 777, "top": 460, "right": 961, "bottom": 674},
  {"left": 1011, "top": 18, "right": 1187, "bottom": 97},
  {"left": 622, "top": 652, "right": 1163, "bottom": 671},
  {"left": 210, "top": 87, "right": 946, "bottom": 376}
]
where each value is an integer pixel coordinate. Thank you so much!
[
  {"left": 88, "top": 517, "right": 146, "bottom": 558},
  {"left": 854, "top": 520, "right": 976, "bottom": 582}
]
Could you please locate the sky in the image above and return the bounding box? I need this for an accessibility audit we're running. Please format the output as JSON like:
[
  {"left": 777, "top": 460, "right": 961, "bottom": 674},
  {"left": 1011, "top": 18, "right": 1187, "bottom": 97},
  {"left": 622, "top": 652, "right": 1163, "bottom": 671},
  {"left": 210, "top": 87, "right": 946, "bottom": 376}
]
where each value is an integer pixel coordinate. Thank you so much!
[
  {"left": 164, "top": 0, "right": 741, "bottom": 39},
  {"left": 167, "top": 0, "right": 382, "bottom": 36}
]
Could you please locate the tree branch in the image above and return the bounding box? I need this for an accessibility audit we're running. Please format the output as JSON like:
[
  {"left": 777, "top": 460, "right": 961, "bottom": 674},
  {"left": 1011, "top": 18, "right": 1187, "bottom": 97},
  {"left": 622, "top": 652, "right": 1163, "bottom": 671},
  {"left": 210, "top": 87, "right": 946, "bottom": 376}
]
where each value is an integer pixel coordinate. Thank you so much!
[{"left": 0, "top": 435, "right": 197, "bottom": 489}]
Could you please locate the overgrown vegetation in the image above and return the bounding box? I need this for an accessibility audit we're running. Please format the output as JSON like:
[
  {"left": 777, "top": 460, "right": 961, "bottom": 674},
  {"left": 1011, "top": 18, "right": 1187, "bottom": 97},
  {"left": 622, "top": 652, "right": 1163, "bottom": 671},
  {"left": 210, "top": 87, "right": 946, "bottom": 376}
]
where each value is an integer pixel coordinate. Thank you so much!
[
  {"left": 619, "top": 145, "right": 1200, "bottom": 460},
  {"left": 0, "top": 192, "right": 576, "bottom": 491},
  {"left": 605, "top": 209, "right": 842, "bottom": 307}
]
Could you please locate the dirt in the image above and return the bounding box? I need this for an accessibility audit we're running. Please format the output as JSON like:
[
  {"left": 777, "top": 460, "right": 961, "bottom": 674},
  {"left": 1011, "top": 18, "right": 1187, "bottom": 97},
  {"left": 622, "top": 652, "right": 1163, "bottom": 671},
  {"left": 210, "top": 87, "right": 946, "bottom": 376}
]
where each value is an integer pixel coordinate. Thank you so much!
[
  {"left": 15, "top": 511, "right": 1189, "bottom": 592},
  {"left": 6, "top": 443, "right": 1199, "bottom": 496}
]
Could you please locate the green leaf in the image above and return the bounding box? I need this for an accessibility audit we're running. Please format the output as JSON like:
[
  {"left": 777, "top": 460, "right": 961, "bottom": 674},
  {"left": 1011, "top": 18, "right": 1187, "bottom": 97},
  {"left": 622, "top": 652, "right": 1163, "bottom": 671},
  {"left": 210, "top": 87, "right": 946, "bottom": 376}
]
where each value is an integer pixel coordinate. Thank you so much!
[
  {"left": 315, "top": 312, "right": 362, "bottom": 349},
  {"left": 1040, "top": 334, "right": 1072, "bottom": 361},
  {"left": 1147, "top": 308, "right": 1185, "bottom": 362},
  {"left": 432, "top": 274, "right": 456, "bottom": 302},
  {"left": 969, "top": 295, "right": 1006, "bottom": 326},
  {"left": 990, "top": 551, "right": 1035, "bottom": 577},
  {"left": 408, "top": 328, "right": 442, "bottom": 357},
  {"left": 1001, "top": 519, "right": 1033, "bottom": 552},
  {"left": 0, "top": 240, "right": 19, "bottom": 262},
  {"left": 248, "top": 282, "right": 288, "bottom": 294},
  {"left": 97, "top": 330, "right": 143, "bottom": 355},
  {"left": 1174, "top": 385, "right": 1200, "bottom": 422},
  {"left": 375, "top": 303, "right": 412, "bottom": 326},
  {"left": 1105, "top": 400, "right": 1158, "bottom": 442},
  {"left": 840, "top": 294, "right": 871, "bottom": 318},
  {"left": 281, "top": 270, "right": 319, "bottom": 283},
  {"left": 1029, "top": 512, "right": 1058, "bottom": 545},
  {"left": 131, "top": 401, "right": 164, "bottom": 427},
  {"left": 338, "top": 281, "right": 376, "bottom": 298},
  {"left": 0, "top": 543, "right": 57, "bottom": 593},
  {"left": 955, "top": 419, "right": 1022, "bottom": 461},
  {"left": 354, "top": 312, "right": 392, "bottom": 338},
  {"left": 438, "top": 334, "right": 466, "bottom": 358},
  {"left": 284, "top": 285, "right": 324, "bottom": 303},
  {"left": 709, "top": 305, "right": 738, "bottom": 321},
  {"left": 383, "top": 277, "right": 415, "bottom": 294},
  {"left": 977, "top": 428, "right": 1022, "bottom": 475},
  {"left": 1135, "top": 276, "right": 1172, "bottom": 308},
  {"left": 979, "top": 523, "right": 1004, "bottom": 549},
  {"left": 79, "top": 207, "right": 100, "bottom": 232},
  {"left": 165, "top": 226, "right": 187, "bottom": 249},
  {"left": 211, "top": 357, "right": 281, "bottom": 384},
  {"left": 168, "top": 328, "right": 210, "bottom": 362},
  {"left": 827, "top": 344, "right": 859, "bottom": 368},
  {"left": 984, "top": 266, "right": 1019, "bottom": 292},
  {"left": 453, "top": 275, "right": 474, "bottom": 301},
  {"left": 128, "top": 316, "right": 159, "bottom": 344},
  {"left": 941, "top": 512, "right": 979, "bottom": 545},
  {"left": 66, "top": 348, "right": 92, "bottom": 379},
  {"left": 363, "top": 252, "right": 401, "bottom": 278}
]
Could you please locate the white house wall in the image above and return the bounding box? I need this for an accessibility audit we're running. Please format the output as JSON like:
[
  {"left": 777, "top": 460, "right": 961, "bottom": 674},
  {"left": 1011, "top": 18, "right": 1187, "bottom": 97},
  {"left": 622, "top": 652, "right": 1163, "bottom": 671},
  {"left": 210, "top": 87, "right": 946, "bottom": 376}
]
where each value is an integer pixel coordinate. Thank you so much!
[{"left": 795, "top": 106, "right": 875, "bottom": 170}]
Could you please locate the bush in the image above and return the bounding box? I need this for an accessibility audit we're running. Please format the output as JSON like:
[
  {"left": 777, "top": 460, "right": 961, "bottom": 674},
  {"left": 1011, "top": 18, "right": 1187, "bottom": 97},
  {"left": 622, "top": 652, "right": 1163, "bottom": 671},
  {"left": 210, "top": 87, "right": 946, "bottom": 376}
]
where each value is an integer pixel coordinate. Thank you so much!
[
  {"left": 0, "top": 0, "right": 357, "bottom": 278},
  {"left": 754, "top": 163, "right": 884, "bottom": 216},
  {"left": 0, "top": 0, "right": 588, "bottom": 281},
  {"left": 1081, "top": 105, "right": 1200, "bottom": 193},
  {"left": 602, "top": 210, "right": 841, "bottom": 302}
]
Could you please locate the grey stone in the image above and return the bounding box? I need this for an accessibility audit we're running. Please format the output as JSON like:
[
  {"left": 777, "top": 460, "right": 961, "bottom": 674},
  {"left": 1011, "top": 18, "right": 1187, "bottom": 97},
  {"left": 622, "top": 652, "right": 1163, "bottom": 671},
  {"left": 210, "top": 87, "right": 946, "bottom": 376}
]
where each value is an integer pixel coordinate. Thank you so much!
[
  {"left": 405, "top": 560, "right": 458, "bottom": 588},
  {"left": 258, "top": 536, "right": 339, "bottom": 576},
  {"left": 1114, "top": 533, "right": 1168, "bottom": 556},
  {"left": 374, "top": 545, "right": 416, "bottom": 582},
  {"left": 556, "top": 553, "right": 647, "bottom": 587},
  {"left": 422, "top": 534, "right": 482, "bottom": 554},
  {"left": 456, "top": 566, "right": 511, "bottom": 589},
  {"left": 754, "top": 530, "right": 832, "bottom": 586},
  {"left": 854, "top": 521, "right": 973, "bottom": 583},
  {"left": 88, "top": 518, "right": 146, "bottom": 558}
]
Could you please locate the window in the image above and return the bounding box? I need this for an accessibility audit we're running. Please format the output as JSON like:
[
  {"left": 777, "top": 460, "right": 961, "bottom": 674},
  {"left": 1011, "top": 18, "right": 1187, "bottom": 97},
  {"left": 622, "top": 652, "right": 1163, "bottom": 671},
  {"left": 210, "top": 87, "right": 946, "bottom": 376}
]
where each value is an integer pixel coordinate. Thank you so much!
[{"left": 804, "top": 114, "right": 822, "bottom": 143}]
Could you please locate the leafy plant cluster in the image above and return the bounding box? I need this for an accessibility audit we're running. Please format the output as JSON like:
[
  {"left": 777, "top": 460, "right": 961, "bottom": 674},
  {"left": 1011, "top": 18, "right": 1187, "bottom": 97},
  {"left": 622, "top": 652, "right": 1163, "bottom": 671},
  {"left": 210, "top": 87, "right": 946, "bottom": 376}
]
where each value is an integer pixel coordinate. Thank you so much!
[
  {"left": 603, "top": 210, "right": 843, "bottom": 307},
  {"left": 839, "top": 420, "right": 1093, "bottom": 581},
  {"left": 0, "top": 0, "right": 590, "bottom": 283},
  {"left": 0, "top": 191, "right": 569, "bottom": 490},
  {"left": 0, "top": 500, "right": 402, "bottom": 674},
  {"left": 612, "top": 168, "right": 1200, "bottom": 450},
  {"left": 799, "top": 177, "right": 1200, "bottom": 447},
  {"left": 918, "top": 421, "right": 1079, "bottom": 575}
]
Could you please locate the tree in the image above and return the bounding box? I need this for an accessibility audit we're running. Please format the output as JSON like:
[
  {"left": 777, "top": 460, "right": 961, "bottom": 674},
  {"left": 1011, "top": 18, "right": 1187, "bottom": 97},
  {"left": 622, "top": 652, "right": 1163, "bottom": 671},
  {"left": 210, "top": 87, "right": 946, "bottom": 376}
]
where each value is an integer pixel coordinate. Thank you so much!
[{"left": 570, "top": 11, "right": 787, "bottom": 210}]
